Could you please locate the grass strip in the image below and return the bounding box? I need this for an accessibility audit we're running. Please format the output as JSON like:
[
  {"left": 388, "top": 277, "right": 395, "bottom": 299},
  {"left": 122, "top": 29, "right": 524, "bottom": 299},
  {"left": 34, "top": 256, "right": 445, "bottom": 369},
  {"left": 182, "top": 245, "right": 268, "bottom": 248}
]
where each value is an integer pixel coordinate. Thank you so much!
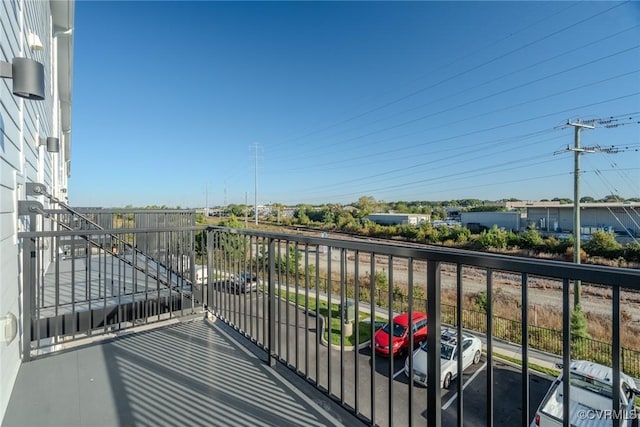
[
  {"left": 493, "top": 351, "right": 560, "bottom": 378},
  {"left": 277, "top": 289, "right": 383, "bottom": 346}
]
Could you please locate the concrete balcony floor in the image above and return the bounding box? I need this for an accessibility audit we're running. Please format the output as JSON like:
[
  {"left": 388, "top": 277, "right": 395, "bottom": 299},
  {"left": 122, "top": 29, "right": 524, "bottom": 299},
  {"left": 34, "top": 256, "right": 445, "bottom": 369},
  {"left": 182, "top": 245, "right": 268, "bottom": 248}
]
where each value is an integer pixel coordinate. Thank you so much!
[{"left": 2, "top": 315, "right": 356, "bottom": 427}]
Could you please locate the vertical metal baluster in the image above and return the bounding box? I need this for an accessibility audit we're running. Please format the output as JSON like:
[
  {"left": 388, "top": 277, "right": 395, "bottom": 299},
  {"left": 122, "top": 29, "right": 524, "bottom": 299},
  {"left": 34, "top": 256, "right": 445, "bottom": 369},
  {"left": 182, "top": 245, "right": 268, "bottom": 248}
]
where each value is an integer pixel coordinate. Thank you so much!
[
  {"left": 370, "top": 253, "right": 376, "bottom": 426},
  {"left": 249, "top": 235, "right": 254, "bottom": 339},
  {"left": 388, "top": 255, "right": 394, "bottom": 427},
  {"left": 612, "top": 285, "right": 621, "bottom": 427},
  {"left": 286, "top": 241, "right": 290, "bottom": 363},
  {"left": 304, "top": 243, "right": 310, "bottom": 377},
  {"left": 87, "top": 235, "right": 92, "bottom": 334},
  {"left": 521, "top": 273, "right": 529, "bottom": 427},
  {"left": 354, "top": 249, "right": 360, "bottom": 416},
  {"left": 156, "top": 230, "right": 161, "bottom": 322},
  {"left": 21, "top": 232, "right": 35, "bottom": 361},
  {"left": 144, "top": 231, "right": 149, "bottom": 323},
  {"left": 54, "top": 233, "right": 60, "bottom": 339},
  {"left": 71, "top": 234, "right": 77, "bottom": 340},
  {"left": 486, "top": 269, "right": 494, "bottom": 427},
  {"left": 295, "top": 241, "right": 300, "bottom": 370},
  {"left": 268, "top": 237, "right": 276, "bottom": 367},
  {"left": 456, "top": 264, "right": 463, "bottom": 427},
  {"left": 408, "top": 258, "right": 414, "bottom": 427},
  {"left": 232, "top": 231, "right": 237, "bottom": 327},
  {"left": 327, "top": 245, "right": 332, "bottom": 394},
  {"left": 340, "top": 248, "right": 346, "bottom": 406},
  {"left": 426, "top": 259, "right": 442, "bottom": 427},
  {"left": 562, "top": 278, "right": 570, "bottom": 427},
  {"left": 264, "top": 237, "right": 269, "bottom": 349},
  {"left": 315, "top": 246, "right": 320, "bottom": 388},
  {"left": 118, "top": 232, "right": 123, "bottom": 329},
  {"left": 277, "top": 240, "right": 282, "bottom": 359}
]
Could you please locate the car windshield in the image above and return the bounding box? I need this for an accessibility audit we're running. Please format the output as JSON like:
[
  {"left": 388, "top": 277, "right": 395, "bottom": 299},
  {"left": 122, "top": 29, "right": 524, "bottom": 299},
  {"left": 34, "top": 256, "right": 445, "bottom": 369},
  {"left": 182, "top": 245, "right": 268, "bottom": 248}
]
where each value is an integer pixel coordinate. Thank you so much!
[
  {"left": 440, "top": 343, "right": 455, "bottom": 360},
  {"left": 569, "top": 373, "right": 613, "bottom": 399},
  {"left": 382, "top": 322, "right": 407, "bottom": 338}
]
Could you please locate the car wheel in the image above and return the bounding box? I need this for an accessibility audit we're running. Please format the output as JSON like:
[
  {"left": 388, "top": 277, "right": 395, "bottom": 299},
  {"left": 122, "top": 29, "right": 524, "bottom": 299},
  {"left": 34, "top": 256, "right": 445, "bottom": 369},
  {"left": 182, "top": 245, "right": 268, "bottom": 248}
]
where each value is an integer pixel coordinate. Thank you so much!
[
  {"left": 473, "top": 350, "right": 481, "bottom": 365},
  {"left": 443, "top": 373, "right": 452, "bottom": 389}
]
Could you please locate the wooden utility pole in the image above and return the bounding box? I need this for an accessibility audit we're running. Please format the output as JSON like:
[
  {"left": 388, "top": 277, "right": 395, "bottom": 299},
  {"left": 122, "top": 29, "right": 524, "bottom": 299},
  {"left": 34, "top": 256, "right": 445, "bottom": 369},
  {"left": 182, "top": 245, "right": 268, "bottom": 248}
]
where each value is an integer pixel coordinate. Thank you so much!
[{"left": 567, "top": 119, "right": 594, "bottom": 309}]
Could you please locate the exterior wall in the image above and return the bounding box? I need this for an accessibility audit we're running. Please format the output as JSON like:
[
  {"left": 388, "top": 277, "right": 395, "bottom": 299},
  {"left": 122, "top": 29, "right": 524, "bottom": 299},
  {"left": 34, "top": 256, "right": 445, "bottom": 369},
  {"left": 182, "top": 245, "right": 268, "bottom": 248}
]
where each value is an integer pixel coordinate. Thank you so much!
[
  {"left": 0, "top": 0, "right": 72, "bottom": 420},
  {"left": 526, "top": 207, "right": 569, "bottom": 232},
  {"left": 526, "top": 205, "right": 640, "bottom": 235},
  {"left": 366, "top": 213, "right": 430, "bottom": 226},
  {"left": 460, "top": 211, "right": 521, "bottom": 231}
]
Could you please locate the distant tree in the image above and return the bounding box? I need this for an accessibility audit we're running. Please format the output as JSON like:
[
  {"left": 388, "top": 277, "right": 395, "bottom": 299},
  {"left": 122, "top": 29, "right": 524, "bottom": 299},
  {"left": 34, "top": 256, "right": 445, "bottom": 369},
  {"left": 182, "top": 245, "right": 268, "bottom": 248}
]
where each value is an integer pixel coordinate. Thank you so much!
[
  {"left": 474, "top": 225, "right": 508, "bottom": 249},
  {"left": 468, "top": 205, "right": 505, "bottom": 212},
  {"left": 624, "top": 242, "right": 640, "bottom": 263},
  {"left": 227, "top": 204, "right": 245, "bottom": 217},
  {"left": 580, "top": 196, "right": 595, "bottom": 203},
  {"left": 519, "top": 227, "right": 544, "bottom": 248},
  {"left": 295, "top": 207, "right": 311, "bottom": 225},
  {"left": 570, "top": 305, "right": 590, "bottom": 340},
  {"left": 583, "top": 230, "right": 622, "bottom": 258},
  {"left": 431, "top": 207, "right": 448, "bottom": 220},
  {"left": 322, "top": 208, "right": 335, "bottom": 226},
  {"left": 220, "top": 214, "right": 242, "bottom": 228},
  {"left": 458, "top": 199, "right": 483, "bottom": 207},
  {"left": 355, "top": 195, "right": 383, "bottom": 217},
  {"left": 393, "top": 202, "right": 410, "bottom": 213},
  {"left": 599, "top": 194, "right": 624, "bottom": 202},
  {"left": 552, "top": 197, "right": 572, "bottom": 204},
  {"left": 336, "top": 212, "right": 360, "bottom": 232}
]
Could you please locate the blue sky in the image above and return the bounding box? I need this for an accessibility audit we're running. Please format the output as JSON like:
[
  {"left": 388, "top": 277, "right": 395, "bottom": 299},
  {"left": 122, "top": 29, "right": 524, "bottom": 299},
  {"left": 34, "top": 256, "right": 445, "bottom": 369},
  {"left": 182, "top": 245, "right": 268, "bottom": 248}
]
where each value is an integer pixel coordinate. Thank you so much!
[{"left": 69, "top": 1, "right": 640, "bottom": 208}]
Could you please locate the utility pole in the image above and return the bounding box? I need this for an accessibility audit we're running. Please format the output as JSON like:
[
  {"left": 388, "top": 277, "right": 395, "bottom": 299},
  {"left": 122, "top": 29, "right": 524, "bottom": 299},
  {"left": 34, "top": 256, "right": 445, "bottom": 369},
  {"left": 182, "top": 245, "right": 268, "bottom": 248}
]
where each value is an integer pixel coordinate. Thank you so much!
[
  {"left": 567, "top": 119, "right": 594, "bottom": 309},
  {"left": 205, "top": 182, "right": 209, "bottom": 217},
  {"left": 245, "top": 192, "right": 248, "bottom": 228},
  {"left": 254, "top": 143, "right": 259, "bottom": 225}
]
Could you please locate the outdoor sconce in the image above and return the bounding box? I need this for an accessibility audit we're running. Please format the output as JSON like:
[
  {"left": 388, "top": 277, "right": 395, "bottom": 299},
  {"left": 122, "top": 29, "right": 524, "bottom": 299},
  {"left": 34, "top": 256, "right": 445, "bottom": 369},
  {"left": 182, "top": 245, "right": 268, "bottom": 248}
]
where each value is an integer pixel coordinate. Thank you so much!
[
  {"left": 0, "top": 57, "right": 45, "bottom": 100},
  {"left": 39, "top": 137, "right": 60, "bottom": 153}
]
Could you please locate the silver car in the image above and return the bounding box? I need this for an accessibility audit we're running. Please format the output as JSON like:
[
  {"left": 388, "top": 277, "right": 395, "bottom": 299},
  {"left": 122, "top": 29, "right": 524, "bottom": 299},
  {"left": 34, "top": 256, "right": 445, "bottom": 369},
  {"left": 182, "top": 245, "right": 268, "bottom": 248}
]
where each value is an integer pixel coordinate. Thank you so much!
[{"left": 404, "top": 330, "right": 482, "bottom": 389}]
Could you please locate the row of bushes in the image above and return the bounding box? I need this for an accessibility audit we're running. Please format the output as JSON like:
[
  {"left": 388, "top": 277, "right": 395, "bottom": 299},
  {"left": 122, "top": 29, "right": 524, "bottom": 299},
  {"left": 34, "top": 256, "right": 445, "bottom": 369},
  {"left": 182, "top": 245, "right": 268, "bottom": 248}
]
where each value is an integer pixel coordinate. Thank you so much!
[{"left": 471, "top": 227, "right": 640, "bottom": 262}]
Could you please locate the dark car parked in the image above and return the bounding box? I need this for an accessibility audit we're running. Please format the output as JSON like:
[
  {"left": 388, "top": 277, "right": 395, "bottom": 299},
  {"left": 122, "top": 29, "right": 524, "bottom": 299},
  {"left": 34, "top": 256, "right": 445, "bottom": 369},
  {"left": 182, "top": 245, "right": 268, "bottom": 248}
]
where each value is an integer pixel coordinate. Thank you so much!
[{"left": 231, "top": 272, "right": 258, "bottom": 293}]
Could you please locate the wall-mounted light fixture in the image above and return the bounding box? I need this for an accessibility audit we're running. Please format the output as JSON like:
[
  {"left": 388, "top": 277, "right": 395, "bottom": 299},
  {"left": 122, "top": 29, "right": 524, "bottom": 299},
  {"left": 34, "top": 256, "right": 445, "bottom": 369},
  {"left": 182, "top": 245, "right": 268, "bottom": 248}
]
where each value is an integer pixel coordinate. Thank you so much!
[
  {"left": 39, "top": 136, "right": 60, "bottom": 153},
  {"left": 0, "top": 57, "right": 45, "bottom": 100}
]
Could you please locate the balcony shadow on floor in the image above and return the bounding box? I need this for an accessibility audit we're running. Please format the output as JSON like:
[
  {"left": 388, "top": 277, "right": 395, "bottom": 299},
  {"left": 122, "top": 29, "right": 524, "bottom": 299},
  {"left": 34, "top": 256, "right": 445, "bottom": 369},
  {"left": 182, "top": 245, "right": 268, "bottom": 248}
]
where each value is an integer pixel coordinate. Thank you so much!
[{"left": 2, "top": 317, "right": 347, "bottom": 427}]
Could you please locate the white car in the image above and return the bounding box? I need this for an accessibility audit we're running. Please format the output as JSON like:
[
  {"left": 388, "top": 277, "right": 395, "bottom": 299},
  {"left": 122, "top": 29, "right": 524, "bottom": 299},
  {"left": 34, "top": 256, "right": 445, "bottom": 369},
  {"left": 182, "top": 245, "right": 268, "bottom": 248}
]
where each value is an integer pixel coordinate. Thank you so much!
[
  {"left": 404, "top": 330, "right": 482, "bottom": 389},
  {"left": 531, "top": 360, "right": 639, "bottom": 427}
]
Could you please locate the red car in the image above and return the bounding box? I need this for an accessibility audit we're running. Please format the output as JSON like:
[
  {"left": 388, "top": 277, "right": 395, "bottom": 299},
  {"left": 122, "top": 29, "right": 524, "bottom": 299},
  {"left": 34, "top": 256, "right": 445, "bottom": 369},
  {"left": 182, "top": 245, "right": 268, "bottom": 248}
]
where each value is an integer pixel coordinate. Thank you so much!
[{"left": 374, "top": 311, "right": 428, "bottom": 356}]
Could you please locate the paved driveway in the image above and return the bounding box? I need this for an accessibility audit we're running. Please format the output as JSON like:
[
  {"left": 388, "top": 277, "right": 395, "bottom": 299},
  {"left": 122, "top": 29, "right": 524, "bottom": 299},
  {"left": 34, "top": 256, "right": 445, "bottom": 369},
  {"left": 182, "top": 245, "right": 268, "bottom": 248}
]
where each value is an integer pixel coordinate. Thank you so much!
[{"left": 212, "top": 288, "right": 553, "bottom": 426}]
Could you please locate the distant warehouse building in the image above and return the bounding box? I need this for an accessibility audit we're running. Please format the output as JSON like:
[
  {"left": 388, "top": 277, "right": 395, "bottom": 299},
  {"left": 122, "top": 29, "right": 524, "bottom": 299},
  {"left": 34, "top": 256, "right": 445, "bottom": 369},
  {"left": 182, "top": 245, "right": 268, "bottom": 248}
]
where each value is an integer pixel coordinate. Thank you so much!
[
  {"left": 506, "top": 201, "right": 640, "bottom": 236},
  {"left": 366, "top": 213, "right": 430, "bottom": 226},
  {"left": 461, "top": 211, "right": 522, "bottom": 232}
]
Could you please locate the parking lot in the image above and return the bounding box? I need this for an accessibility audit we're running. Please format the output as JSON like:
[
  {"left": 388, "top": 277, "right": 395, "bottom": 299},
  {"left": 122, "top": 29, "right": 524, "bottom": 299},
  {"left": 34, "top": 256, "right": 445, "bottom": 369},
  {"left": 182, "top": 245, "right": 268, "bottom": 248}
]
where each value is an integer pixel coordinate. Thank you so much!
[{"left": 211, "top": 288, "right": 553, "bottom": 426}]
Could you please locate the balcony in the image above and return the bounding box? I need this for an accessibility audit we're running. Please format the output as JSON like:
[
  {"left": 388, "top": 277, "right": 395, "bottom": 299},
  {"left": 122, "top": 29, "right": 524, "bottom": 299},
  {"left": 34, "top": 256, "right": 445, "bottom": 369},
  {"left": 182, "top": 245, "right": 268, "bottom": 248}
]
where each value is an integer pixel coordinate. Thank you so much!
[{"left": 5, "top": 205, "right": 640, "bottom": 426}]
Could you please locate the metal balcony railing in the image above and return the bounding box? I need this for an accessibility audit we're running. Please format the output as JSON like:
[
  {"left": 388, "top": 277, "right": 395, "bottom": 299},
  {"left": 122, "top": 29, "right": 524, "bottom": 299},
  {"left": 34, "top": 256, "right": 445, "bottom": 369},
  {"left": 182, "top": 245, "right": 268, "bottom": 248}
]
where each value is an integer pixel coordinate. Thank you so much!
[{"left": 17, "top": 218, "right": 640, "bottom": 427}]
